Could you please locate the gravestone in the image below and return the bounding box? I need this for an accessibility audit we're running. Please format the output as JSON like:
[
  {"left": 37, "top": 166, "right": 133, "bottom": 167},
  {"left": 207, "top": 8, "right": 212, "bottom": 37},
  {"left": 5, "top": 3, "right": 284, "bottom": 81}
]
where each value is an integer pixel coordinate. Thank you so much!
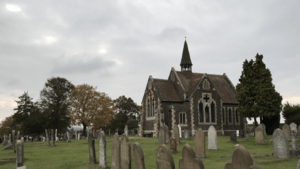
[
  {"left": 55, "top": 129, "right": 58, "bottom": 141},
  {"left": 16, "top": 140, "right": 25, "bottom": 168},
  {"left": 260, "top": 123, "right": 267, "bottom": 137},
  {"left": 158, "top": 127, "right": 166, "bottom": 146},
  {"left": 195, "top": 128, "right": 205, "bottom": 158},
  {"left": 170, "top": 137, "right": 177, "bottom": 153},
  {"left": 88, "top": 130, "right": 96, "bottom": 164},
  {"left": 120, "top": 135, "right": 131, "bottom": 169},
  {"left": 236, "top": 130, "right": 239, "bottom": 137},
  {"left": 133, "top": 142, "right": 145, "bottom": 169},
  {"left": 51, "top": 129, "right": 55, "bottom": 147},
  {"left": 78, "top": 133, "right": 81, "bottom": 140},
  {"left": 297, "top": 159, "right": 300, "bottom": 169},
  {"left": 230, "top": 132, "right": 237, "bottom": 143},
  {"left": 165, "top": 125, "right": 170, "bottom": 143},
  {"left": 17, "top": 131, "right": 20, "bottom": 140},
  {"left": 225, "top": 145, "right": 255, "bottom": 169},
  {"left": 173, "top": 125, "right": 180, "bottom": 145},
  {"left": 255, "top": 126, "right": 264, "bottom": 145},
  {"left": 156, "top": 144, "right": 175, "bottom": 169},
  {"left": 8, "top": 134, "right": 11, "bottom": 145},
  {"left": 75, "top": 130, "right": 78, "bottom": 140},
  {"left": 178, "top": 124, "right": 182, "bottom": 138},
  {"left": 124, "top": 125, "right": 128, "bottom": 135},
  {"left": 184, "top": 129, "right": 190, "bottom": 139},
  {"left": 289, "top": 130, "right": 300, "bottom": 157},
  {"left": 98, "top": 131, "right": 107, "bottom": 168},
  {"left": 131, "top": 129, "right": 135, "bottom": 136},
  {"left": 207, "top": 125, "right": 217, "bottom": 150},
  {"left": 67, "top": 131, "right": 70, "bottom": 142},
  {"left": 111, "top": 133, "right": 120, "bottom": 169},
  {"left": 290, "top": 122, "right": 297, "bottom": 133},
  {"left": 272, "top": 128, "right": 289, "bottom": 159},
  {"left": 4, "top": 144, "right": 12, "bottom": 149},
  {"left": 12, "top": 130, "right": 15, "bottom": 153},
  {"left": 282, "top": 124, "right": 291, "bottom": 141},
  {"left": 179, "top": 142, "right": 204, "bottom": 169}
]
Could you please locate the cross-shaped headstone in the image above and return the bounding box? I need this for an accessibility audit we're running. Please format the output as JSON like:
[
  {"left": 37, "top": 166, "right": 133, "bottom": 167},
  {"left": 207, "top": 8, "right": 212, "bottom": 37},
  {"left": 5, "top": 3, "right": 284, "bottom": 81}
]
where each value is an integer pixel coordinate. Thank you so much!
[{"left": 203, "top": 95, "right": 210, "bottom": 102}]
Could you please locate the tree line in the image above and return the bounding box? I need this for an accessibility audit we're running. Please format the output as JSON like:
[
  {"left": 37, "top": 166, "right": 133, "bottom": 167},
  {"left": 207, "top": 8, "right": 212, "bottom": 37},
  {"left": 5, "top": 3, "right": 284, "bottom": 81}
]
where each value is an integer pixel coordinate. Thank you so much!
[{"left": 0, "top": 77, "right": 141, "bottom": 138}]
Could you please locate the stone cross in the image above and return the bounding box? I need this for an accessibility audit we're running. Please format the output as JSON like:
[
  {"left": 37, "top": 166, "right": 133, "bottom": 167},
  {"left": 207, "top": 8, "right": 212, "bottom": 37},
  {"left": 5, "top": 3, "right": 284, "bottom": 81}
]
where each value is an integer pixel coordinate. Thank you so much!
[
  {"left": 207, "top": 125, "right": 217, "bottom": 150},
  {"left": 120, "top": 135, "right": 131, "bottom": 169},
  {"left": 98, "top": 131, "right": 107, "bottom": 168},
  {"left": 282, "top": 124, "right": 291, "bottom": 141},
  {"left": 178, "top": 124, "right": 182, "bottom": 138},
  {"left": 173, "top": 125, "right": 180, "bottom": 145},
  {"left": 111, "top": 132, "right": 120, "bottom": 169},
  {"left": 156, "top": 144, "right": 175, "bottom": 169},
  {"left": 179, "top": 142, "right": 204, "bottom": 169},
  {"left": 203, "top": 94, "right": 210, "bottom": 102},
  {"left": 51, "top": 129, "right": 55, "bottom": 147},
  {"left": 224, "top": 145, "right": 257, "bottom": 169},
  {"left": 272, "top": 128, "right": 289, "bottom": 159},
  {"left": 124, "top": 125, "right": 128, "bottom": 135},
  {"left": 195, "top": 128, "right": 205, "bottom": 158},
  {"left": 158, "top": 127, "right": 166, "bottom": 146},
  {"left": 12, "top": 130, "right": 16, "bottom": 153},
  {"left": 170, "top": 137, "right": 177, "bottom": 153},
  {"left": 88, "top": 130, "right": 96, "bottom": 164},
  {"left": 16, "top": 140, "right": 25, "bottom": 168},
  {"left": 133, "top": 142, "right": 145, "bottom": 169},
  {"left": 230, "top": 132, "right": 237, "bottom": 143},
  {"left": 255, "top": 126, "right": 264, "bottom": 145}
]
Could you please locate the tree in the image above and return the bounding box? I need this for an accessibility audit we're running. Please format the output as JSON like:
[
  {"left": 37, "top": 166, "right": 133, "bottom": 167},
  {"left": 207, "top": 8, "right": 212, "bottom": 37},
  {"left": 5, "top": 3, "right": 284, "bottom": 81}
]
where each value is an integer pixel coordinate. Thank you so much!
[
  {"left": 69, "top": 84, "right": 114, "bottom": 136},
  {"left": 236, "top": 54, "right": 282, "bottom": 127},
  {"left": 282, "top": 102, "right": 300, "bottom": 124},
  {"left": 0, "top": 116, "right": 15, "bottom": 137},
  {"left": 111, "top": 95, "right": 140, "bottom": 133},
  {"left": 40, "top": 77, "right": 74, "bottom": 132}
]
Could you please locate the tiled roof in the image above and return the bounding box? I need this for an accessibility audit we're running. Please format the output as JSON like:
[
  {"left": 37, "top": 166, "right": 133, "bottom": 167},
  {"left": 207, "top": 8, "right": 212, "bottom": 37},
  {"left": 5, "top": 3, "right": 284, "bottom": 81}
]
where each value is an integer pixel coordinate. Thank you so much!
[{"left": 153, "top": 79, "right": 182, "bottom": 102}]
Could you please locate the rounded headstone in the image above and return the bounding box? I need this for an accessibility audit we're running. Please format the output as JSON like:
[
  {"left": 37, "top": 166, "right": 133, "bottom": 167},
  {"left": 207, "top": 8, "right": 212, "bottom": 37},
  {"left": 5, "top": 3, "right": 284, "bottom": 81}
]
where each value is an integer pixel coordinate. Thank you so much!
[
  {"left": 272, "top": 128, "right": 289, "bottom": 159},
  {"left": 208, "top": 125, "right": 217, "bottom": 150},
  {"left": 282, "top": 124, "right": 291, "bottom": 141}
]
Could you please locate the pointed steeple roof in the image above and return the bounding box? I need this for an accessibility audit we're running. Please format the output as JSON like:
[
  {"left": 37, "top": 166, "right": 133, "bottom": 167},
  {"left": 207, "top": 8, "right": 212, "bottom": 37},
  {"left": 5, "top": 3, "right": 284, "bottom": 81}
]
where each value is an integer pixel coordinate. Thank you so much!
[{"left": 180, "top": 40, "right": 192, "bottom": 66}]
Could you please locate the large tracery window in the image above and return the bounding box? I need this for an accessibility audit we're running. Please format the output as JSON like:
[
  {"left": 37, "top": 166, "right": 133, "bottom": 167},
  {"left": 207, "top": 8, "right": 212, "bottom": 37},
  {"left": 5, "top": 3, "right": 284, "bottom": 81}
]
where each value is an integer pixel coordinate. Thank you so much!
[
  {"left": 199, "top": 102, "right": 204, "bottom": 123},
  {"left": 228, "top": 108, "right": 232, "bottom": 123},
  {"left": 147, "top": 93, "right": 155, "bottom": 117},
  {"left": 211, "top": 102, "right": 215, "bottom": 123},
  {"left": 205, "top": 105, "right": 210, "bottom": 123},
  {"left": 147, "top": 98, "right": 150, "bottom": 117},
  {"left": 179, "top": 112, "right": 186, "bottom": 124},
  {"left": 152, "top": 98, "right": 155, "bottom": 117},
  {"left": 235, "top": 109, "right": 239, "bottom": 123}
]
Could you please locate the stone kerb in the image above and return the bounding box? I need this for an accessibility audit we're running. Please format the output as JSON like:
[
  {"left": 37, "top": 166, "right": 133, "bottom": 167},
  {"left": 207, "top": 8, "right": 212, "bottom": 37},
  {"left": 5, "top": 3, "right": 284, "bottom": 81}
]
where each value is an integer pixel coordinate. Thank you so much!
[
  {"left": 158, "top": 127, "right": 166, "bottom": 146},
  {"left": 173, "top": 125, "right": 180, "bottom": 145},
  {"left": 225, "top": 145, "right": 256, "bottom": 169},
  {"left": 208, "top": 125, "right": 217, "bottom": 150},
  {"left": 255, "top": 126, "right": 264, "bottom": 145},
  {"left": 156, "top": 144, "right": 175, "bottom": 169},
  {"left": 272, "top": 128, "right": 289, "bottom": 159},
  {"left": 120, "top": 136, "right": 131, "bottom": 169},
  {"left": 282, "top": 124, "right": 291, "bottom": 141},
  {"left": 88, "top": 130, "right": 96, "bottom": 164},
  {"left": 133, "top": 142, "right": 145, "bottom": 169},
  {"left": 111, "top": 132, "right": 120, "bottom": 169},
  {"left": 179, "top": 142, "right": 204, "bottom": 169},
  {"left": 98, "top": 131, "right": 106, "bottom": 168},
  {"left": 195, "top": 128, "right": 205, "bottom": 158}
]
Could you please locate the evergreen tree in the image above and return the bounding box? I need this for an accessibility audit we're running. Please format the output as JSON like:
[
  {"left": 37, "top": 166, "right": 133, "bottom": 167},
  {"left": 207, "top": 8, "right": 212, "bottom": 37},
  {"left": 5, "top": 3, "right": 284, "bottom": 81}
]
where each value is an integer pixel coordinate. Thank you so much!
[{"left": 282, "top": 102, "right": 300, "bottom": 124}]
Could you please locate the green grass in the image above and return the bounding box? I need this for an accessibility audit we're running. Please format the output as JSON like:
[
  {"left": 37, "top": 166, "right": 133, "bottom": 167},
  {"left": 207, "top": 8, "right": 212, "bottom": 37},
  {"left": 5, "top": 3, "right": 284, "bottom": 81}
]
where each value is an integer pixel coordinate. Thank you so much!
[{"left": 0, "top": 135, "right": 299, "bottom": 169}]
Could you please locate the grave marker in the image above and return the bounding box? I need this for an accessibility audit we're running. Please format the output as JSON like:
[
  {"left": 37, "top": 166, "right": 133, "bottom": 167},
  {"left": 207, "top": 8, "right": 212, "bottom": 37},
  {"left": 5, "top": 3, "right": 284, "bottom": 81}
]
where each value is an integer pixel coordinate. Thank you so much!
[
  {"left": 195, "top": 128, "right": 205, "bottom": 158},
  {"left": 16, "top": 140, "right": 25, "bottom": 168},
  {"left": 255, "top": 126, "right": 264, "bottom": 145},
  {"left": 124, "top": 125, "right": 128, "bottom": 135},
  {"left": 230, "top": 133, "right": 237, "bottom": 143},
  {"left": 120, "top": 135, "right": 131, "bottom": 169},
  {"left": 165, "top": 125, "right": 170, "bottom": 143},
  {"left": 133, "top": 142, "right": 145, "bottom": 169},
  {"left": 173, "top": 125, "right": 180, "bottom": 145},
  {"left": 98, "top": 131, "right": 107, "bottom": 168},
  {"left": 88, "top": 130, "right": 96, "bottom": 164},
  {"left": 178, "top": 124, "right": 182, "bottom": 138},
  {"left": 272, "top": 128, "right": 289, "bottom": 159},
  {"left": 179, "top": 142, "right": 204, "bottom": 169},
  {"left": 158, "top": 127, "right": 166, "bottom": 146},
  {"left": 170, "top": 137, "right": 177, "bottom": 153},
  {"left": 111, "top": 133, "right": 120, "bottom": 169},
  {"left": 156, "top": 144, "right": 175, "bottom": 169},
  {"left": 282, "top": 124, "right": 291, "bottom": 141},
  {"left": 184, "top": 129, "right": 190, "bottom": 139},
  {"left": 225, "top": 145, "right": 255, "bottom": 169},
  {"left": 12, "top": 130, "right": 16, "bottom": 153},
  {"left": 208, "top": 125, "right": 217, "bottom": 150}
]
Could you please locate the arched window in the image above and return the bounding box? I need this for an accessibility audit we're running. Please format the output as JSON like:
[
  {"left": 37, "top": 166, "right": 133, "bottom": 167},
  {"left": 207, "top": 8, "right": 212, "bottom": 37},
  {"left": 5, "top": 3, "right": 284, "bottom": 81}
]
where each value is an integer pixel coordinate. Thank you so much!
[
  {"left": 229, "top": 109, "right": 232, "bottom": 123},
  {"left": 179, "top": 112, "right": 186, "bottom": 124},
  {"left": 222, "top": 108, "right": 225, "bottom": 123},
  {"left": 150, "top": 97, "right": 152, "bottom": 117},
  {"left": 205, "top": 105, "right": 210, "bottom": 123},
  {"left": 236, "top": 109, "right": 239, "bottom": 123},
  {"left": 148, "top": 99, "right": 150, "bottom": 117},
  {"left": 199, "top": 102, "right": 204, "bottom": 123},
  {"left": 152, "top": 98, "right": 155, "bottom": 117},
  {"left": 211, "top": 102, "right": 215, "bottom": 123}
]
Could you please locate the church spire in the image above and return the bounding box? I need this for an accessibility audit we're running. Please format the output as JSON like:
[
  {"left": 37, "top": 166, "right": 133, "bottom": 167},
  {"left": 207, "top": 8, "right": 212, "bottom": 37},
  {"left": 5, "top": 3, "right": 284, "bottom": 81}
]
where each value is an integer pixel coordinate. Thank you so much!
[{"left": 180, "top": 39, "right": 193, "bottom": 72}]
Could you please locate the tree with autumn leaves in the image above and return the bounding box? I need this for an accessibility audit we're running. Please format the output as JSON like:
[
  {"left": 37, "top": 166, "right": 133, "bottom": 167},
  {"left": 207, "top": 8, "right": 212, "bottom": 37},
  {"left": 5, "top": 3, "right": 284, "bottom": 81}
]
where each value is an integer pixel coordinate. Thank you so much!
[{"left": 69, "top": 84, "right": 114, "bottom": 136}]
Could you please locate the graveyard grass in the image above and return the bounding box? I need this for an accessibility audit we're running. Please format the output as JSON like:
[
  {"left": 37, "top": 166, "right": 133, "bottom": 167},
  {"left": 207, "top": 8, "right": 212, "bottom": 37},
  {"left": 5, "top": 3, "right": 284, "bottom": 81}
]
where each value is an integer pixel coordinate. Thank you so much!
[{"left": 1, "top": 135, "right": 299, "bottom": 169}]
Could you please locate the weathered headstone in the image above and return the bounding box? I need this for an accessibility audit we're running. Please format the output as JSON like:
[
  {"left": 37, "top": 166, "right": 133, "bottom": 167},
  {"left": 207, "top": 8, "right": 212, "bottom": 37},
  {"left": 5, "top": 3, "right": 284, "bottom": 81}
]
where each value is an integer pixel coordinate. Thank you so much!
[
  {"left": 133, "top": 142, "right": 145, "bottom": 169},
  {"left": 51, "top": 129, "right": 55, "bottom": 147},
  {"left": 17, "top": 131, "right": 20, "bottom": 140},
  {"left": 225, "top": 145, "right": 254, "bottom": 169},
  {"left": 165, "top": 125, "right": 170, "bottom": 143},
  {"left": 88, "top": 130, "right": 96, "bottom": 164},
  {"left": 98, "top": 131, "right": 106, "bottom": 168},
  {"left": 297, "top": 159, "right": 300, "bottom": 169},
  {"left": 260, "top": 123, "right": 267, "bottom": 137},
  {"left": 236, "top": 130, "right": 239, "bottom": 137},
  {"left": 289, "top": 130, "right": 300, "bottom": 157},
  {"left": 78, "top": 133, "right": 81, "bottom": 140},
  {"left": 272, "top": 128, "right": 289, "bottom": 159},
  {"left": 12, "top": 130, "right": 16, "bottom": 153},
  {"left": 208, "top": 125, "right": 217, "bottom": 150},
  {"left": 158, "top": 127, "right": 166, "bottom": 146},
  {"left": 173, "top": 125, "right": 180, "bottom": 145},
  {"left": 16, "top": 140, "right": 25, "bottom": 168},
  {"left": 178, "top": 124, "right": 182, "bottom": 138},
  {"left": 255, "top": 126, "right": 264, "bottom": 145},
  {"left": 184, "top": 129, "right": 190, "bottom": 139},
  {"left": 156, "top": 144, "right": 175, "bottom": 169},
  {"left": 282, "top": 124, "right": 291, "bottom": 141},
  {"left": 230, "top": 133, "right": 237, "bottom": 143},
  {"left": 179, "top": 142, "right": 204, "bottom": 169},
  {"left": 120, "top": 135, "right": 131, "bottom": 169},
  {"left": 75, "top": 130, "right": 78, "bottom": 140},
  {"left": 124, "top": 125, "right": 128, "bottom": 135},
  {"left": 170, "top": 137, "right": 177, "bottom": 153},
  {"left": 131, "top": 129, "right": 135, "bottom": 136},
  {"left": 194, "top": 128, "right": 205, "bottom": 158},
  {"left": 111, "top": 132, "right": 120, "bottom": 169},
  {"left": 55, "top": 129, "right": 58, "bottom": 141},
  {"left": 290, "top": 122, "right": 297, "bottom": 133}
]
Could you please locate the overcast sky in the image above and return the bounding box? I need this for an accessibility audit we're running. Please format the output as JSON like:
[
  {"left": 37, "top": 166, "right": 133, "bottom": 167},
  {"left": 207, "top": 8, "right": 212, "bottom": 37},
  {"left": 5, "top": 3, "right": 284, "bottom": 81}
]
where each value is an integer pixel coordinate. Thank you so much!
[{"left": 1, "top": 0, "right": 299, "bottom": 125}]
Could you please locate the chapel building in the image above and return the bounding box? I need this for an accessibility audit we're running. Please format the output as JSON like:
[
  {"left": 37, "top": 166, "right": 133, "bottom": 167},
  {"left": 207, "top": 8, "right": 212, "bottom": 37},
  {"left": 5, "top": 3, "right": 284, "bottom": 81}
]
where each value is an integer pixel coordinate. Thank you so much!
[{"left": 139, "top": 40, "right": 245, "bottom": 137}]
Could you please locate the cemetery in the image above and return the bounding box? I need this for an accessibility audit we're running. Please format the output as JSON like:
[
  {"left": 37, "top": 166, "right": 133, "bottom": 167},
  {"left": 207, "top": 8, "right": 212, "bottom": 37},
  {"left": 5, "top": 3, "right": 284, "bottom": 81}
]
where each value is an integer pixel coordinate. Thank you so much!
[{"left": 1, "top": 124, "right": 300, "bottom": 169}]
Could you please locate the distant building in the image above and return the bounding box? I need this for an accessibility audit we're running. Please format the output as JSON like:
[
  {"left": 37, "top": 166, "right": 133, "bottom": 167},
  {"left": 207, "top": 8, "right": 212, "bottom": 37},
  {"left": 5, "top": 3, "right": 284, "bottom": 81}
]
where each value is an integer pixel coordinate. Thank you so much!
[{"left": 139, "top": 40, "right": 245, "bottom": 137}]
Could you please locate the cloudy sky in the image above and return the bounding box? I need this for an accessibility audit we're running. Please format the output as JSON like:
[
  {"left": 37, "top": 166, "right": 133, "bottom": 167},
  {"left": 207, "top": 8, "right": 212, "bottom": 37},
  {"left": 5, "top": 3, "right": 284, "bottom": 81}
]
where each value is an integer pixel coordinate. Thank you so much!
[{"left": 1, "top": 0, "right": 299, "bottom": 125}]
